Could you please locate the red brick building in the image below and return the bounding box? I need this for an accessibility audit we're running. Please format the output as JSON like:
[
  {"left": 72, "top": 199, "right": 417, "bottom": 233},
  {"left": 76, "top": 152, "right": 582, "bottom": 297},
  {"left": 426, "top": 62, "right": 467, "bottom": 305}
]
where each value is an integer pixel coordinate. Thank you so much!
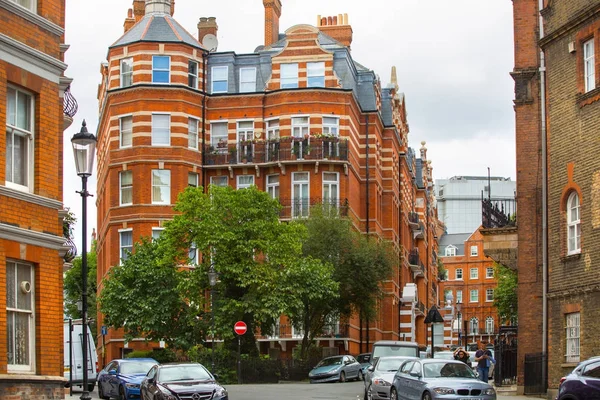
[
  {"left": 95, "top": 0, "right": 441, "bottom": 363},
  {"left": 0, "top": 0, "right": 74, "bottom": 398}
]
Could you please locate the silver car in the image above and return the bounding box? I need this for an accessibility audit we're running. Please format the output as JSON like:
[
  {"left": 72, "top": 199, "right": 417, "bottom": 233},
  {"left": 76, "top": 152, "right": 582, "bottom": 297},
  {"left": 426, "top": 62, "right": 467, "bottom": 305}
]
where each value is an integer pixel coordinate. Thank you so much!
[
  {"left": 363, "top": 356, "right": 417, "bottom": 400},
  {"left": 390, "top": 359, "right": 496, "bottom": 400}
]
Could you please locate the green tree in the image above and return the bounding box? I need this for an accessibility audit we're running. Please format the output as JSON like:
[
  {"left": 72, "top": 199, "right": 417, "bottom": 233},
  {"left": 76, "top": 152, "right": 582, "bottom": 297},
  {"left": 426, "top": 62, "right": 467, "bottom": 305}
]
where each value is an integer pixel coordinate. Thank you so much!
[
  {"left": 64, "top": 240, "right": 98, "bottom": 337},
  {"left": 493, "top": 262, "right": 518, "bottom": 324}
]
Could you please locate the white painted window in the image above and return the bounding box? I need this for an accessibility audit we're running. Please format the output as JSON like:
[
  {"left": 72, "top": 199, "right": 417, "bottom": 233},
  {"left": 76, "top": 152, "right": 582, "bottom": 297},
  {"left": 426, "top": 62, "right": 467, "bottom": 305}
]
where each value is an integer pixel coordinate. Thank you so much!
[
  {"left": 456, "top": 290, "right": 463, "bottom": 303},
  {"left": 566, "top": 312, "right": 580, "bottom": 363},
  {"left": 210, "top": 176, "right": 228, "bottom": 187},
  {"left": 567, "top": 192, "right": 581, "bottom": 255},
  {"left": 119, "top": 170, "right": 133, "bottom": 205},
  {"left": 307, "top": 62, "right": 325, "bottom": 87},
  {"left": 292, "top": 172, "right": 310, "bottom": 218},
  {"left": 584, "top": 39, "right": 595, "bottom": 93},
  {"left": 455, "top": 268, "right": 463, "bottom": 280},
  {"left": 470, "top": 268, "right": 478, "bottom": 280},
  {"left": 188, "top": 172, "right": 198, "bottom": 188},
  {"left": 6, "top": 86, "right": 34, "bottom": 192},
  {"left": 280, "top": 63, "right": 298, "bottom": 88},
  {"left": 152, "top": 55, "right": 170, "bottom": 84},
  {"left": 152, "top": 114, "right": 170, "bottom": 146},
  {"left": 322, "top": 116, "right": 339, "bottom": 136},
  {"left": 470, "top": 317, "right": 479, "bottom": 335},
  {"left": 210, "top": 121, "right": 228, "bottom": 148},
  {"left": 486, "top": 267, "right": 494, "bottom": 278},
  {"left": 470, "top": 245, "right": 478, "bottom": 257},
  {"left": 212, "top": 66, "right": 228, "bottom": 93},
  {"left": 266, "top": 119, "right": 279, "bottom": 140},
  {"left": 486, "top": 288, "right": 494, "bottom": 302},
  {"left": 120, "top": 116, "right": 132, "bottom": 148},
  {"left": 239, "top": 67, "right": 256, "bottom": 93},
  {"left": 6, "top": 260, "right": 34, "bottom": 372},
  {"left": 237, "top": 175, "right": 254, "bottom": 189},
  {"left": 152, "top": 227, "right": 164, "bottom": 241},
  {"left": 237, "top": 121, "right": 254, "bottom": 142},
  {"left": 188, "top": 118, "right": 199, "bottom": 149},
  {"left": 291, "top": 116, "right": 309, "bottom": 138},
  {"left": 267, "top": 175, "right": 279, "bottom": 199},
  {"left": 121, "top": 57, "right": 133, "bottom": 87},
  {"left": 188, "top": 60, "right": 198, "bottom": 89},
  {"left": 470, "top": 289, "right": 478, "bottom": 303},
  {"left": 485, "top": 317, "right": 494, "bottom": 334},
  {"left": 152, "top": 170, "right": 171, "bottom": 204},
  {"left": 10, "top": 0, "right": 36, "bottom": 12},
  {"left": 189, "top": 243, "right": 198, "bottom": 266},
  {"left": 445, "top": 245, "right": 456, "bottom": 257},
  {"left": 119, "top": 229, "right": 133, "bottom": 262},
  {"left": 322, "top": 172, "right": 339, "bottom": 205}
]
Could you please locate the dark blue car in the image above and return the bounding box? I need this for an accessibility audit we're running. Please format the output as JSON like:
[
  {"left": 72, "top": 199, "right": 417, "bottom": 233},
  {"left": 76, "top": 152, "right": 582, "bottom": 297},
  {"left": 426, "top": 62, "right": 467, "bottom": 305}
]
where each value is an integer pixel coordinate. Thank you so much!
[
  {"left": 98, "top": 358, "right": 158, "bottom": 399},
  {"left": 557, "top": 356, "right": 600, "bottom": 400}
]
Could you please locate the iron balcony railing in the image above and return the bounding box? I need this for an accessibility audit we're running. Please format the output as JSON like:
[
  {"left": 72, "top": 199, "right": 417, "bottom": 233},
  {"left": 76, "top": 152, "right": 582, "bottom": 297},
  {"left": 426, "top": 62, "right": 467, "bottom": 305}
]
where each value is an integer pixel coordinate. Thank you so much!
[
  {"left": 408, "top": 248, "right": 420, "bottom": 266},
  {"left": 277, "top": 197, "right": 348, "bottom": 219},
  {"left": 408, "top": 211, "right": 420, "bottom": 227},
  {"left": 204, "top": 137, "right": 349, "bottom": 166},
  {"left": 481, "top": 196, "right": 517, "bottom": 229},
  {"left": 63, "top": 85, "right": 78, "bottom": 118}
]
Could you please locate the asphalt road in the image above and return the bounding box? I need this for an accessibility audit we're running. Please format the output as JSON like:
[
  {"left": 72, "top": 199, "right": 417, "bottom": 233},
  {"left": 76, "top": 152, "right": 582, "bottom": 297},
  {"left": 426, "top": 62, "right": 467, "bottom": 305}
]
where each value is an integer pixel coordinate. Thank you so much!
[{"left": 66, "top": 381, "right": 536, "bottom": 400}]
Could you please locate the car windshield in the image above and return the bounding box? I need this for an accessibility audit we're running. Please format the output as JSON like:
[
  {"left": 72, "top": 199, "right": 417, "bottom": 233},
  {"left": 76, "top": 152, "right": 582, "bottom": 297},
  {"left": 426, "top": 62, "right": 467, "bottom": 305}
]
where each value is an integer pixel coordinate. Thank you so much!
[
  {"left": 423, "top": 362, "right": 477, "bottom": 379},
  {"left": 120, "top": 361, "right": 156, "bottom": 374},
  {"left": 377, "top": 358, "right": 406, "bottom": 372},
  {"left": 317, "top": 357, "right": 343, "bottom": 367},
  {"left": 373, "top": 346, "right": 418, "bottom": 358},
  {"left": 158, "top": 365, "right": 212, "bottom": 382}
]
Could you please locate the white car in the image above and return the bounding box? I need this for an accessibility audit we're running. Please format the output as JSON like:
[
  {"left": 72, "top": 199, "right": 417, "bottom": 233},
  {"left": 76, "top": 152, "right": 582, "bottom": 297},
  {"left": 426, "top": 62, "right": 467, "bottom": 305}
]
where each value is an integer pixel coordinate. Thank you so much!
[{"left": 363, "top": 356, "right": 417, "bottom": 400}]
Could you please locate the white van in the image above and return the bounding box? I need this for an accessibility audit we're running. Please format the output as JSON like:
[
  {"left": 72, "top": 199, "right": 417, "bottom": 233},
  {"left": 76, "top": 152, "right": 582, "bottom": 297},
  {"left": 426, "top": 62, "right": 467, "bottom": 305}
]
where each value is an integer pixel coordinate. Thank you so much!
[{"left": 64, "top": 319, "right": 98, "bottom": 391}]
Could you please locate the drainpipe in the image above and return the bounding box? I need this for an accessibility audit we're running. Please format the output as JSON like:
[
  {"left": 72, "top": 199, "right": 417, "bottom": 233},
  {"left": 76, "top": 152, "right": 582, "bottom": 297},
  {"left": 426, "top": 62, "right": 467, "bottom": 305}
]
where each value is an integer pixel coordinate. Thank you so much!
[
  {"left": 538, "top": 0, "right": 548, "bottom": 388},
  {"left": 201, "top": 50, "right": 208, "bottom": 191},
  {"left": 365, "top": 113, "right": 370, "bottom": 349}
]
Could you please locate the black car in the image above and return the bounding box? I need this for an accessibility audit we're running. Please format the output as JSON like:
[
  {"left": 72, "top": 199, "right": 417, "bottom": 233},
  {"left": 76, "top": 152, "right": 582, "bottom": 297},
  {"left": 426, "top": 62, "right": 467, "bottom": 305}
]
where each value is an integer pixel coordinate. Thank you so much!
[
  {"left": 557, "top": 356, "right": 600, "bottom": 400},
  {"left": 140, "top": 362, "right": 228, "bottom": 400}
]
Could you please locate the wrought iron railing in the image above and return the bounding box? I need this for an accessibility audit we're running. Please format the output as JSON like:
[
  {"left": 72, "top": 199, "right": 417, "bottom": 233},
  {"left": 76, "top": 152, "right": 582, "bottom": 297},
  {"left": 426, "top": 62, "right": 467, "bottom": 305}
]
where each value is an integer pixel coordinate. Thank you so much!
[
  {"left": 408, "top": 211, "right": 420, "bottom": 226},
  {"left": 63, "top": 236, "right": 77, "bottom": 263},
  {"left": 63, "top": 85, "right": 78, "bottom": 118},
  {"left": 408, "top": 248, "right": 419, "bottom": 266},
  {"left": 277, "top": 197, "right": 348, "bottom": 219},
  {"left": 482, "top": 196, "right": 516, "bottom": 229},
  {"left": 204, "top": 137, "right": 349, "bottom": 166}
]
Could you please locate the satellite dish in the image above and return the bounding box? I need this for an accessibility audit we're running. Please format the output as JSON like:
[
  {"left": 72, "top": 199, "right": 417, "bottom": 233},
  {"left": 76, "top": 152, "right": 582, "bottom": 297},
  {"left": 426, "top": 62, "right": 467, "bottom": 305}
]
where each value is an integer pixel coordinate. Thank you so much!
[{"left": 202, "top": 33, "right": 218, "bottom": 52}]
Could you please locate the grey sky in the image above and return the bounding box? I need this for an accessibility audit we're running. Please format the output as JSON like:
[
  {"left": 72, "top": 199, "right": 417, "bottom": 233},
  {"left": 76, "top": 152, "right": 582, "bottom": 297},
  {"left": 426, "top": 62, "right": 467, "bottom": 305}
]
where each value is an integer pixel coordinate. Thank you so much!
[{"left": 63, "top": 0, "right": 515, "bottom": 244}]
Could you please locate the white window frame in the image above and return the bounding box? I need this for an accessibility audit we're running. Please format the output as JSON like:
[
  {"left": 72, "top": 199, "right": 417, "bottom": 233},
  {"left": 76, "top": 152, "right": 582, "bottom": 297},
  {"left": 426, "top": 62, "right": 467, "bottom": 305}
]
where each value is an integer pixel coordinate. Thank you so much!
[
  {"left": 188, "top": 117, "right": 199, "bottom": 149},
  {"left": 455, "top": 268, "right": 463, "bottom": 280},
  {"left": 470, "top": 245, "right": 478, "bottom": 257},
  {"left": 470, "top": 317, "right": 479, "bottom": 335},
  {"left": 266, "top": 118, "right": 280, "bottom": 140},
  {"left": 188, "top": 60, "right": 198, "bottom": 89},
  {"left": 291, "top": 116, "right": 309, "bottom": 138},
  {"left": 10, "top": 0, "right": 36, "bottom": 12},
  {"left": 188, "top": 172, "right": 198, "bottom": 188},
  {"left": 188, "top": 243, "right": 198, "bottom": 266},
  {"left": 486, "top": 267, "right": 494, "bottom": 279},
  {"left": 119, "top": 229, "right": 133, "bottom": 263},
  {"left": 445, "top": 245, "right": 456, "bottom": 257},
  {"left": 566, "top": 312, "right": 580, "bottom": 363},
  {"left": 239, "top": 67, "right": 257, "bottom": 93},
  {"left": 5, "top": 86, "right": 34, "bottom": 192},
  {"left": 267, "top": 174, "right": 279, "bottom": 199},
  {"left": 584, "top": 39, "right": 595, "bottom": 93},
  {"left": 210, "top": 175, "right": 228, "bottom": 187},
  {"left": 6, "top": 260, "right": 35, "bottom": 372},
  {"left": 307, "top": 61, "right": 325, "bottom": 87},
  {"left": 470, "top": 289, "right": 478, "bottom": 303},
  {"left": 151, "top": 169, "right": 171, "bottom": 205},
  {"left": 151, "top": 114, "right": 170, "bottom": 146},
  {"left": 119, "top": 170, "right": 133, "bottom": 206},
  {"left": 567, "top": 192, "right": 581, "bottom": 255},
  {"left": 322, "top": 172, "right": 339, "bottom": 205},
  {"left": 210, "top": 121, "right": 228, "bottom": 149},
  {"left": 120, "top": 115, "right": 133, "bottom": 148},
  {"left": 470, "top": 268, "right": 478, "bottom": 280},
  {"left": 456, "top": 290, "right": 463, "bottom": 304},
  {"left": 211, "top": 66, "right": 228, "bottom": 93},
  {"left": 322, "top": 116, "right": 339, "bottom": 136},
  {"left": 152, "top": 55, "right": 170, "bottom": 84},
  {"left": 121, "top": 57, "right": 134, "bottom": 87},
  {"left": 486, "top": 288, "right": 494, "bottom": 302},
  {"left": 237, "top": 175, "right": 254, "bottom": 190},
  {"left": 292, "top": 172, "right": 310, "bottom": 218},
  {"left": 485, "top": 317, "right": 494, "bottom": 335},
  {"left": 280, "top": 63, "right": 299, "bottom": 89},
  {"left": 152, "top": 227, "right": 164, "bottom": 242}
]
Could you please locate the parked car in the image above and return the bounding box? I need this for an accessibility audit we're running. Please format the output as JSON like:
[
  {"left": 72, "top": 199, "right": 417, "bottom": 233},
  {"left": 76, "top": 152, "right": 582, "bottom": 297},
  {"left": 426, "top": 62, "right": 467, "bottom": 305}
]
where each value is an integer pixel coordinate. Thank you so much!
[
  {"left": 357, "top": 353, "right": 373, "bottom": 378},
  {"left": 308, "top": 355, "right": 362, "bottom": 383},
  {"left": 469, "top": 349, "right": 495, "bottom": 380},
  {"left": 557, "top": 356, "right": 600, "bottom": 400},
  {"left": 98, "top": 358, "right": 158, "bottom": 400},
  {"left": 64, "top": 320, "right": 98, "bottom": 392},
  {"left": 389, "top": 359, "right": 496, "bottom": 400},
  {"left": 371, "top": 341, "right": 420, "bottom": 363},
  {"left": 363, "top": 356, "right": 418, "bottom": 400},
  {"left": 140, "top": 362, "right": 228, "bottom": 400},
  {"left": 433, "top": 351, "right": 456, "bottom": 360}
]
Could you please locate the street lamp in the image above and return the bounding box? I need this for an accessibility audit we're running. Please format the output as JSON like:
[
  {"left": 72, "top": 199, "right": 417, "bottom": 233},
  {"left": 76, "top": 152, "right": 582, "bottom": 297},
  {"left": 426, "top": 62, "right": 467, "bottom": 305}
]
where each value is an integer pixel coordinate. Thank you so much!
[
  {"left": 71, "top": 120, "right": 96, "bottom": 400},
  {"left": 456, "top": 301, "right": 462, "bottom": 347},
  {"left": 208, "top": 264, "right": 218, "bottom": 373}
]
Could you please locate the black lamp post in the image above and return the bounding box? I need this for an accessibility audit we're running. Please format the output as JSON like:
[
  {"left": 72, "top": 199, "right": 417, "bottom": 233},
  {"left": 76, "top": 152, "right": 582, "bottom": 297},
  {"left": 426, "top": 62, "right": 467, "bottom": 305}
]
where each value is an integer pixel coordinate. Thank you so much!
[
  {"left": 208, "top": 264, "right": 218, "bottom": 373},
  {"left": 71, "top": 120, "right": 96, "bottom": 400},
  {"left": 456, "top": 301, "right": 462, "bottom": 347}
]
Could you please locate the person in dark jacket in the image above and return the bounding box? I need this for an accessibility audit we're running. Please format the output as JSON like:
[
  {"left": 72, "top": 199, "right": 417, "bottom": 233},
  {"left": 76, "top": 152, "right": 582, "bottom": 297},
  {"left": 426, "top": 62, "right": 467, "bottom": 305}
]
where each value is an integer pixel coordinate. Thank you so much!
[{"left": 453, "top": 348, "right": 470, "bottom": 364}]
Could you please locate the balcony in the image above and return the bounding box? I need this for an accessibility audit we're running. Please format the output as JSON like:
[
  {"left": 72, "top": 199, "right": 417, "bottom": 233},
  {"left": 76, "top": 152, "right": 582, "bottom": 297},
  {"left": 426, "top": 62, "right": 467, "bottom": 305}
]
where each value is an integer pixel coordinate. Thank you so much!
[
  {"left": 278, "top": 197, "right": 348, "bottom": 220},
  {"left": 408, "top": 249, "right": 425, "bottom": 278},
  {"left": 480, "top": 197, "right": 518, "bottom": 270},
  {"left": 408, "top": 211, "right": 420, "bottom": 229},
  {"left": 482, "top": 198, "right": 516, "bottom": 229},
  {"left": 415, "top": 301, "right": 426, "bottom": 316},
  {"left": 204, "top": 137, "right": 349, "bottom": 167},
  {"left": 63, "top": 85, "right": 78, "bottom": 130}
]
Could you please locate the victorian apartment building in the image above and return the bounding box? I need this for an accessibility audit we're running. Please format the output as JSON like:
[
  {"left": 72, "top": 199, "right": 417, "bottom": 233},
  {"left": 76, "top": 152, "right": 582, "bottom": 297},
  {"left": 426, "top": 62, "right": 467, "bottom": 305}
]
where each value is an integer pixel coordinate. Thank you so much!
[
  {"left": 95, "top": 0, "right": 441, "bottom": 362},
  {"left": 0, "top": 0, "right": 75, "bottom": 398}
]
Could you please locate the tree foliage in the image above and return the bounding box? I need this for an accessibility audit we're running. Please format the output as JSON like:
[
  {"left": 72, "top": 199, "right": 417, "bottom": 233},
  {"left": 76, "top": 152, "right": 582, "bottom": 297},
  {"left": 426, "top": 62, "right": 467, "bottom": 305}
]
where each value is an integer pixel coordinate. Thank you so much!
[
  {"left": 493, "top": 262, "right": 518, "bottom": 324},
  {"left": 64, "top": 240, "right": 98, "bottom": 337}
]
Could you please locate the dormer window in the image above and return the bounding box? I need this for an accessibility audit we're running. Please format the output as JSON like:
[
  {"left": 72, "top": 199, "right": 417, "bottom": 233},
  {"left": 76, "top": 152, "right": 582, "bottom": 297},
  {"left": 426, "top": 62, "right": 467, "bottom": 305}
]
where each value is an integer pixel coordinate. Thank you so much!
[
  {"left": 152, "top": 56, "right": 170, "bottom": 84},
  {"left": 212, "top": 66, "right": 228, "bottom": 93},
  {"left": 239, "top": 67, "right": 256, "bottom": 93},
  {"left": 307, "top": 62, "right": 325, "bottom": 87},
  {"left": 445, "top": 245, "right": 457, "bottom": 257},
  {"left": 280, "top": 63, "right": 298, "bottom": 89}
]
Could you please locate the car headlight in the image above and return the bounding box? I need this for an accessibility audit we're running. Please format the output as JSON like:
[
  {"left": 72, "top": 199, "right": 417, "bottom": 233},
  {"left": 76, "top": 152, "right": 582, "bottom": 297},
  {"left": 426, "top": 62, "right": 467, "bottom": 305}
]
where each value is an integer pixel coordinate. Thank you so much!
[
  {"left": 433, "top": 387, "right": 455, "bottom": 395},
  {"left": 483, "top": 388, "right": 496, "bottom": 395},
  {"left": 372, "top": 378, "right": 391, "bottom": 387},
  {"left": 158, "top": 386, "right": 177, "bottom": 400},
  {"left": 215, "top": 386, "right": 228, "bottom": 397},
  {"left": 125, "top": 383, "right": 140, "bottom": 389}
]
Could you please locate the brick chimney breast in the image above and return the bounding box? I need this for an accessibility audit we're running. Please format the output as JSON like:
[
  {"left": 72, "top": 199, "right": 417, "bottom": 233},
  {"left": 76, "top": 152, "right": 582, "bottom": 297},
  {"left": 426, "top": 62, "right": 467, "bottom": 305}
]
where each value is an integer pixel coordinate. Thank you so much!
[
  {"left": 198, "top": 16, "right": 218, "bottom": 44},
  {"left": 263, "top": 0, "right": 282, "bottom": 47},
  {"left": 124, "top": 8, "right": 136, "bottom": 33},
  {"left": 318, "top": 13, "right": 353, "bottom": 49},
  {"left": 133, "top": 0, "right": 145, "bottom": 22}
]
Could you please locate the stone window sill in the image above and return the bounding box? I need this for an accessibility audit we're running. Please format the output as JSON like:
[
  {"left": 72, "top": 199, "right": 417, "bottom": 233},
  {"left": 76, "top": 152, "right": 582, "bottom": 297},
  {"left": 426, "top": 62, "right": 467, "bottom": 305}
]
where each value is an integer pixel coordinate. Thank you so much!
[
  {"left": 561, "top": 252, "right": 581, "bottom": 262},
  {"left": 577, "top": 87, "right": 600, "bottom": 108}
]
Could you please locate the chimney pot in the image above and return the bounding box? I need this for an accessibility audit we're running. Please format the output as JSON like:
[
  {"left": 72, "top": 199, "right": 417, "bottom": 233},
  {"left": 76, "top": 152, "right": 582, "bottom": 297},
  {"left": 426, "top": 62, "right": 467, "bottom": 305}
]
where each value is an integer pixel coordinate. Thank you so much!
[
  {"left": 321, "top": 17, "right": 327, "bottom": 26},
  {"left": 198, "top": 16, "right": 219, "bottom": 46},
  {"left": 333, "top": 15, "right": 338, "bottom": 25},
  {"left": 327, "top": 16, "right": 333, "bottom": 25}
]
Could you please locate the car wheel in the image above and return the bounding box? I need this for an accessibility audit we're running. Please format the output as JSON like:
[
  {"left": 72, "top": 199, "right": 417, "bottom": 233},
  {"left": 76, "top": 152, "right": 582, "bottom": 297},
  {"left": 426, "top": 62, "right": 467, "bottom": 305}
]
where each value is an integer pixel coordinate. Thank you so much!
[
  {"left": 390, "top": 387, "right": 398, "bottom": 400},
  {"left": 423, "top": 392, "right": 433, "bottom": 400},
  {"left": 87, "top": 382, "right": 95, "bottom": 392},
  {"left": 358, "top": 370, "right": 364, "bottom": 381},
  {"left": 339, "top": 371, "right": 346, "bottom": 383},
  {"left": 118, "top": 385, "right": 127, "bottom": 400},
  {"left": 98, "top": 384, "right": 108, "bottom": 400}
]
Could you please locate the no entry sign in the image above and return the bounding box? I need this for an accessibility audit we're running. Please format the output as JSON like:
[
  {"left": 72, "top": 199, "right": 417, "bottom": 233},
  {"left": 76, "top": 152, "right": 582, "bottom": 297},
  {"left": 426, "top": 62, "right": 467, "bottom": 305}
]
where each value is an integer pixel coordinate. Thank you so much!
[{"left": 234, "top": 321, "right": 247, "bottom": 335}]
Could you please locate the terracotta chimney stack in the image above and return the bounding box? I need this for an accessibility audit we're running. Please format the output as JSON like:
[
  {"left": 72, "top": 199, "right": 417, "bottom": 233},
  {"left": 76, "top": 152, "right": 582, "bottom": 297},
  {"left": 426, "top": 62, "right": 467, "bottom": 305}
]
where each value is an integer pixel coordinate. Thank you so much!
[
  {"left": 198, "top": 17, "right": 218, "bottom": 46},
  {"left": 317, "top": 13, "right": 353, "bottom": 49},
  {"left": 263, "top": 0, "right": 282, "bottom": 47},
  {"left": 133, "top": 0, "right": 145, "bottom": 22},
  {"left": 124, "top": 8, "right": 136, "bottom": 33}
]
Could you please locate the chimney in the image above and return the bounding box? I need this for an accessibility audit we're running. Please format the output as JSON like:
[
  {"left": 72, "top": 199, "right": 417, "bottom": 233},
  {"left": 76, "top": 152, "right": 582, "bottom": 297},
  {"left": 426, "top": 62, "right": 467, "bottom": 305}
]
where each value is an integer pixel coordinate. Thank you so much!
[
  {"left": 145, "top": 0, "right": 172, "bottom": 15},
  {"left": 317, "top": 13, "right": 353, "bottom": 49},
  {"left": 132, "top": 0, "right": 145, "bottom": 22},
  {"left": 124, "top": 8, "right": 136, "bottom": 33},
  {"left": 198, "top": 17, "right": 218, "bottom": 44},
  {"left": 171, "top": 0, "right": 175, "bottom": 16},
  {"left": 263, "top": 0, "right": 282, "bottom": 47}
]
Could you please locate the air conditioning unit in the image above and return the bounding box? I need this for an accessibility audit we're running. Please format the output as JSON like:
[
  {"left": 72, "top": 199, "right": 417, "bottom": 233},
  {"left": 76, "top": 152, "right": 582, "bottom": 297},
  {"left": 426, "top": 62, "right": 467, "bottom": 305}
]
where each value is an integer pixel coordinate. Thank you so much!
[{"left": 568, "top": 41, "right": 576, "bottom": 54}]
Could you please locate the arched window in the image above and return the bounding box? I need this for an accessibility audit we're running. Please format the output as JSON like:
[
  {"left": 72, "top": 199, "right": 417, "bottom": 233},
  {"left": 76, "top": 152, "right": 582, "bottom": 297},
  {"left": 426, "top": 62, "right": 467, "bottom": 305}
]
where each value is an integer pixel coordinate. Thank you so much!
[
  {"left": 485, "top": 316, "right": 494, "bottom": 334},
  {"left": 470, "top": 317, "right": 479, "bottom": 335},
  {"left": 567, "top": 192, "right": 581, "bottom": 254}
]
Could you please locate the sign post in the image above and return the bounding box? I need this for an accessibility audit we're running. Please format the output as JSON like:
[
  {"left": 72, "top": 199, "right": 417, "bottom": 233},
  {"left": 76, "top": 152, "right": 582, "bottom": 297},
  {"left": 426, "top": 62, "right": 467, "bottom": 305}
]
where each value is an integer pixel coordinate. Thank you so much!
[
  {"left": 234, "top": 321, "right": 247, "bottom": 384},
  {"left": 424, "top": 305, "right": 444, "bottom": 359}
]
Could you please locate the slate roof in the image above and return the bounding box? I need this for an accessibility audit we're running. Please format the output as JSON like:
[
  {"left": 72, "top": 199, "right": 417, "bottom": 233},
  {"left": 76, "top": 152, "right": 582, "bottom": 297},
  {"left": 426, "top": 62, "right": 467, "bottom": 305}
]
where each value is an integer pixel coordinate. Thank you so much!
[
  {"left": 439, "top": 233, "right": 471, "bottom": 256},
  {"left": 110, "top": 14, "right": 204, "bottom": 49}
]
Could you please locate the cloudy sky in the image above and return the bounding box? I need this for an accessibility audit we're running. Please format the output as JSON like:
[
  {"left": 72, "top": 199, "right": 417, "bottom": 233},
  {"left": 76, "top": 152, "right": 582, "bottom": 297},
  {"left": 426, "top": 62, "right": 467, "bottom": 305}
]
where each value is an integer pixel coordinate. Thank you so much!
[{"left": 63, "top": 0, "right": 515, "bottom": 244}]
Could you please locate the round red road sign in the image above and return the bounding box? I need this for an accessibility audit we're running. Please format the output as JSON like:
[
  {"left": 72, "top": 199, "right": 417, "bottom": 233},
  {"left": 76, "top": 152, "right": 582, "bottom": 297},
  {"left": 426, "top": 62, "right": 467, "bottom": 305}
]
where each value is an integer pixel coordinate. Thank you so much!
[{"left": 234, "top": 321, "right": 247, "bottom": 335}]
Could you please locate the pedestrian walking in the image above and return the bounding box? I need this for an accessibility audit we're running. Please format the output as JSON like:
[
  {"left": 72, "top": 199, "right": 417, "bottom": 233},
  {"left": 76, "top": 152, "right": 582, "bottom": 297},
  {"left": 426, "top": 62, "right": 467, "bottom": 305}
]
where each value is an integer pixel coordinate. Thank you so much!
[{"left": 474, "top": 342, "right": 494, "bottom": 382}]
